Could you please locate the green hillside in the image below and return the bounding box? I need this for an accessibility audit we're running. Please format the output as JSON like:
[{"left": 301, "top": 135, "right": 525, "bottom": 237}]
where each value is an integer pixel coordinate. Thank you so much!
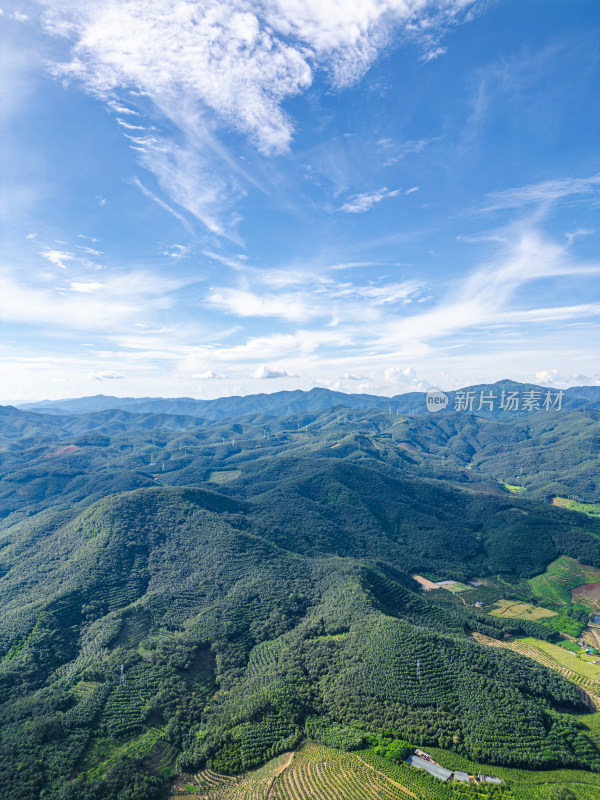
[{"left": 2, "top": 397, "right": 600, "bottom": 798}]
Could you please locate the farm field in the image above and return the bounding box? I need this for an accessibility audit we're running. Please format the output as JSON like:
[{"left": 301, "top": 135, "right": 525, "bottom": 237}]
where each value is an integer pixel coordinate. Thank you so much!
[
  {"left": 490, "top": 599, "right": 556, "bottom": 621},
  {"left": 440, "top": 581, "right": 472, "bottom": 593},
  {"left": 574, "top": 583, "right": 600, "bottom": 604},
  {"left": 514, "top": 637, "right": 600, "bottom": 680},
  {"left": 411, "top": 575, "right": 472, "bottom": 593},
  {"left": 424, "top": 744, "right": 600, "bottom": 800},
  {"left": 173, "top": 742, "right": 422, "bottom": 800},
  {"left": 529, "top": 556, "right": 600, "bottom": 606},
  {"left": 411, "top": 574, "right": 439, "bottom": 591},
  {"left": 553, "top": 496, "right": 600, "bottom": 517},
  {"left": 172, "top": 740, "right": 600, "bottom": 800},
  {"left": 208, "top": 470, "right": 242, "bottom": 483},
  {"left": 502, "top": 483, "right": 525, "bottom": 494},
  {"left": 472, "top": 631, "right": 600, "bottom": 709},
  {"left": 4, "top": 391, "right": 600, "bottom": 799}
]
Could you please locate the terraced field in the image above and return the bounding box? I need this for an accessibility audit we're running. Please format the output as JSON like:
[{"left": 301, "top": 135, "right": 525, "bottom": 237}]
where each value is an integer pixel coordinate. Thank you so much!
[
  {"left": 171, "top": 767, "right": 236, "bottom": 799},
  {"left": 490, "top": 599, "right": 556, "bottom": 621},
  {"left": 270, "top": 743, "right": 416, "bottom": 800},
  {"left": 473, "top": 632, "right": 600, "bottom": 709},
  {"left": 172, "top": 743, "right": 421, "bottom": 800},
  {"left": 529, "top": 556, "right": 600, "bottom": 606},
  {"left": 168, "top": 739, "right": 600, "bottom": 800}
]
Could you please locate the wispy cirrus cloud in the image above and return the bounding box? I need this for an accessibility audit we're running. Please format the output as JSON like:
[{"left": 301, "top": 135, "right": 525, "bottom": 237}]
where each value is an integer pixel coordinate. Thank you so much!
[
  {"left": 207, "top": 275, "right": 423, "bottom": 323},
  {"left": 480, "top": 174, "right": 600, "bottom": 213},
  {"left": 39, "top": 0, "right": 482, "bottom": 235},
  {"left": 565, "top": 228, "right": 594, "bottom": 246},
  {"left": 339, "top": 186, "right": 401, "bottom": 213},
  {"left": 377, "top": 227, "right": 600, "bottom": 347},
  {"left": 380, "top": 136, "right": 439, "bottom": 165}
]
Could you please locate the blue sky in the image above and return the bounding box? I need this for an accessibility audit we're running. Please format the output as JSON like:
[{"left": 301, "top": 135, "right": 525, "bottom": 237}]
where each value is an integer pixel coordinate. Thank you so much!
[{"left": 1, "top": 0, "right": 599, "bottom": 403}]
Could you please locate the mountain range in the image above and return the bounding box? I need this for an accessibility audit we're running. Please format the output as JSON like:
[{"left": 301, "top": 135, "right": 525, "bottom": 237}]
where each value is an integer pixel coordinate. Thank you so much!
[
  {"left": 18, "top": 380, "right": 600, "bottom": 420},
  {"left": 2, "top": 381, "right": 600, "bottom": 800}
]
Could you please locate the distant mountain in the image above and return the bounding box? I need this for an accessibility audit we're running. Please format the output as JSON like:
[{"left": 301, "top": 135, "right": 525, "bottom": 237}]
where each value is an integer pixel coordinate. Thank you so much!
[
  {"left": 0, "top": 405, "right": 206, "bottom": 440},
  {"left": 3, "top": 389, "right": 600, "bottom": 798},
  {"left": 17, "top": 380, "right": 600, "bottom": 421}
]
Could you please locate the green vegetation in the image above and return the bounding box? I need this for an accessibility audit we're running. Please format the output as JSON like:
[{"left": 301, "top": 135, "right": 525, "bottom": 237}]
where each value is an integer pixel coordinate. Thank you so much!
[
  {"left": 2, "top": 393, "right": 600, "bottom": 798},
  {"left": 529, "top": 558, "right": 600, "bottom": 607},
  {"left": 513, "top": 637, "right": 600, "bottom": 681},
  {"left": 423, "top": 744, "right": 600, "bottom": 800},
  {"left": 503, "top": 483, "right": 525, "bottom": 494},
  {"left": 209, "top": 470, "right": 242, "bottom": 483},
  {"left": 370, "top": 736, "right": 412, "bottom": 763},
  {"left": 554, "top": 497, "right": 600, "bottom": 518},
  {"left": 543, "top": 611, "right": 587, "bottom": 638},
  {"left": 490, "top": 600, "right": 557, "bottom": 621},
  {"left": 558, "top": 640, "right": 582, "bottom": 654}
]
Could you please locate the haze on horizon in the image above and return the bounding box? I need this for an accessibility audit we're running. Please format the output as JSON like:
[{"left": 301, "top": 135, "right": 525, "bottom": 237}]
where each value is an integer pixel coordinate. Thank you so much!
[{"left": 1, "top": 0, "right": 599, "bottom": 404}]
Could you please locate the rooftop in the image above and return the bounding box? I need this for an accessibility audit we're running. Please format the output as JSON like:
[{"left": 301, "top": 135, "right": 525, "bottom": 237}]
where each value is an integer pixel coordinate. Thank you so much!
[{"left": 407, "top": 755, "right": 453, "bottom": 782}]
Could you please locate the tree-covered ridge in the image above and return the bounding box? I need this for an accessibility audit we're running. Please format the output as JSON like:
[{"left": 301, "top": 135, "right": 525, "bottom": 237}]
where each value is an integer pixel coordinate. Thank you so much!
[
  {"left": 1, "top": 395, "right": 600, "bottom": 798},
  {"left": 15, "top": 380, "right": 600, "bottom": 420}
]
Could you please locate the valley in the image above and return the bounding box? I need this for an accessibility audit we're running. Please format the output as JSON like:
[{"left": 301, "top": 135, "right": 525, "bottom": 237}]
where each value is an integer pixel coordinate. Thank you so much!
[{"left": 1, "top": 383, "right": 600, "bottom": 799}]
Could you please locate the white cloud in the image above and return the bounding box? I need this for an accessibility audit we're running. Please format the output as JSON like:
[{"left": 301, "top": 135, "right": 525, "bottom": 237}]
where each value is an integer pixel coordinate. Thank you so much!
[
  {"left": 342, "top": 280, "right": 421, "bottom": 305},
  {"left": 132, "top": 177, "right": 193, "bottom": 233},
  {"left": 193, "top": 369, "right": 226, "bottom": 379},
  {"left": 535, "top": 369, "right": 561, "bottom": 386},
  {"left": 40, "top": 0, "right": 480, "bottom": 234},
  {"left": 0, "top": 261, "right": 191, "bottom": 331},
  {"left": 207, "top": 277, "right": 422, "bottom": 324},
  {"left": 481, "top": 175, "right": 600, "bottom": 213},
  {"left": 116, "top": 117, "right": 146, "bottom": 131},
  {"left": 565, "top": 228, "right": 594, "bottom": 246},
  {"left": 339, "top": 186, "right": 401, "bottom": 213},
  {"left": 69, "top": 281, "right": 105, "bottom": 292},
  {"left": 76, "top": 245, "right": 103, "bottom": 256},
  {"left": 203, "top": 250, "right": 249, "bottom": 270},
  {"left": 41, "top": 249, "right": 73, "bottom": 269},
  {"left": 208, "top": 287, "right": 316, "bottom": 323},
  {"left": 88, "top": 370, "right": 124, "bottom": 380},
  {"left": 130, "top": 134, "right": 243, "bottom": 237},
  {"left": 252, "top": 363, "right": 297, "bottom": 379},
  {"left": 162, "top": 244, "right": 188, "bottom": 258},
  {"left": 340, "top": 372, "right": 367, "bottom": 380},
  {"left": 421, "top": 45, "right": 446, "bottom": 62},
  {"left": 377, "top": 228, "right": 600, "bottom": 347},
  {"left": 45, "top": 1, "right": 312, "bottom": 154},
  {"left": 381, "top": 136, "right": 438, "bottom": 165},
  {"left": 384, "top": 365, "right": 416, "bottom": 383},
  {"left": 107, "top": 100, "right": 140, "bottom": 115},
  {"left": 534, "top": 369, "right": 597, "bottom": 388}
]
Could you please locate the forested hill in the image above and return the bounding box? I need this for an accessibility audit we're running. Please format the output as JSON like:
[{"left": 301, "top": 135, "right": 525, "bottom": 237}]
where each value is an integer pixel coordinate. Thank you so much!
[
  {"left": 1, "top": 390, "right": 600, "bottom": 799},
  {"left": 17, "top": 380, "right": 600, "bottom": 420}
]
